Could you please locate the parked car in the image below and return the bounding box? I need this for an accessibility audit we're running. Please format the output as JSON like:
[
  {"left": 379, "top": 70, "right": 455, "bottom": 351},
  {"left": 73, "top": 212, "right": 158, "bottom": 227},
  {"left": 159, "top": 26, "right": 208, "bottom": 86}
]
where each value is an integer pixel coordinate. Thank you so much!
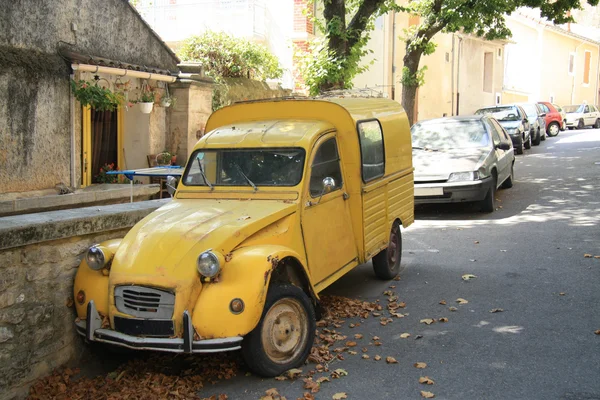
[
  {"left": 563, "top": 104, "right": 600, "bottom": 129},
  {"left": 517, "top": 103, "right": 546, "bottom": 145},
  {"left": 538, "top": 102, "right": 564, "bottom": 137},
  {"left": 72, "top": 97, "right": 415, "bottom": 377},
  {"left": 552, "top": 104, "right": 567, "bottom": 132},
  {"left": 475, "top": 104, "right": 530, "bottom": 154},
  {"left": 411, "top": 115, "right": 515, "bottom": 212}
]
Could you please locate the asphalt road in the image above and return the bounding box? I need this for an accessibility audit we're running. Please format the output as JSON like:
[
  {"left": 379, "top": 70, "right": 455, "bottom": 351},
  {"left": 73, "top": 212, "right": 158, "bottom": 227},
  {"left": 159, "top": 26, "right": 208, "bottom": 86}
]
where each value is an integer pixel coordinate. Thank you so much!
[{"left": 77, "top": 128, "right": 600, "bottom": 400}]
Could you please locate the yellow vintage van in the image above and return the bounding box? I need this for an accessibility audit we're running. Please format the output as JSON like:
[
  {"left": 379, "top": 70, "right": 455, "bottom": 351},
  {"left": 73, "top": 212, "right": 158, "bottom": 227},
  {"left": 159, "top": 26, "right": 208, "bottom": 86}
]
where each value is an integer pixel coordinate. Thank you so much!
[{"left": 73, "top": 97, "right": 414, "bottom": 376}]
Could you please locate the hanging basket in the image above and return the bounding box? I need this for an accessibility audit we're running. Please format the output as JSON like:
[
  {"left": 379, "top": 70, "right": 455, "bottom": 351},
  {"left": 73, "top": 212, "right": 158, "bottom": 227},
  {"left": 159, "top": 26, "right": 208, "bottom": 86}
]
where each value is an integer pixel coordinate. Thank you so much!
[{"left": 139, "top": 102, "right": 154, "bottom": 114}]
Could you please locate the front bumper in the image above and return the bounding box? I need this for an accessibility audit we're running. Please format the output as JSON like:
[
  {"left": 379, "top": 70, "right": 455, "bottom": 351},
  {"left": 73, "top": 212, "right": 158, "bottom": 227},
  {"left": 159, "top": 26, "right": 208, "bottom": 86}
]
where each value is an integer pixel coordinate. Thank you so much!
[
  {"left": 76, "top": 300, "right": 243, "bottom": 353},
  {"left": 414, "top": 176, "right": 493, "bottom": 204}
]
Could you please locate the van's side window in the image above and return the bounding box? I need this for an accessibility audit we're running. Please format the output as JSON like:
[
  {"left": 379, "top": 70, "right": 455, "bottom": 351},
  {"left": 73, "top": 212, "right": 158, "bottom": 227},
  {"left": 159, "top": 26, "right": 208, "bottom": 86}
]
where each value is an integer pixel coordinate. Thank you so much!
[
  {"left": 358, "top": 120, "right": 385, "bottom": 182},
  {"left": 309, "top": 138, "right": 343, "bottom": 197}
]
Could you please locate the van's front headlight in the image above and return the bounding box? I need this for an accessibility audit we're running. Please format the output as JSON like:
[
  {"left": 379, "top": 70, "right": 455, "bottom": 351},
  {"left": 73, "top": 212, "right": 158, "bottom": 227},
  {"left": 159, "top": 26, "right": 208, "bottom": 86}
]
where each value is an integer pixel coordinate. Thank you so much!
[
  {"left": 86, "top": 245, "right": 113, "bottom": 271},
  {"left": 197, "top": 251, "right": 222, "bottom": 278},
  {"left": 448, "top": 171, "right": 479, "bottom": 182}
]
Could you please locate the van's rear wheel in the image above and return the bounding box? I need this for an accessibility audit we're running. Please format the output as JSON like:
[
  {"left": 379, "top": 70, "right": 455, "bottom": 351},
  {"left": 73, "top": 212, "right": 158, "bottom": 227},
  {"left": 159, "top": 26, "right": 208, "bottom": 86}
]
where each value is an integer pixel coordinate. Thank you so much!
[
  {"left": 372, "top": 221, "right": 402, "bottom": 280},
  {"left": 242, "top": 284, "right": 315, "bottom": 377}
]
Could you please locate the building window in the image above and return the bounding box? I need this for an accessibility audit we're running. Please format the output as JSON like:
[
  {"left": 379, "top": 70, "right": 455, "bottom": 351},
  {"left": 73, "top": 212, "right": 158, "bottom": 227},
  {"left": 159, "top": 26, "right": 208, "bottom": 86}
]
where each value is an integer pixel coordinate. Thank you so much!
[
  {"left": 583, "top": 50, "right": 591, "bottom": 85},
  {"left": 569, "top": 52, "right": 576, "bottom": 76},
  {"left": 483, "top": 52, "right": 493, "bottom": 93}
]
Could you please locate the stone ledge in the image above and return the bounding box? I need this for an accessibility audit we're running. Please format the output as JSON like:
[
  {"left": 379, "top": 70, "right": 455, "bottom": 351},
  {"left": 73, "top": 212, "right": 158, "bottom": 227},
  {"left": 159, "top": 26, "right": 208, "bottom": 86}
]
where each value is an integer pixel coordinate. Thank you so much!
[{"left": 0, "top": 199, "right": 170, "bottom": 251}]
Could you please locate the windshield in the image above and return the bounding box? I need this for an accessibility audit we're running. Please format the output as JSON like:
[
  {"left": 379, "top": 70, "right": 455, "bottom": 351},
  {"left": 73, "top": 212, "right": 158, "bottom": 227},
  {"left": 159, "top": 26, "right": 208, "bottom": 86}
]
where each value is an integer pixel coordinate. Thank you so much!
[
  {"left": 519, "top": 104, "right": 538, "bottom": 118},
  {"left": 183, "top": 148, "right": 305, "bottom": 187},
  {"left": 552, "top": 104, "right": 563, "bottom": 112},
  {"left": 476, "top": 106, "right": 521, "bottom": 121},
  {"left": 411, "top": 120, "right": 490, "bottom": 150},
  {"left": 563, "top": 105, "right": 584, "bottom": 113}
]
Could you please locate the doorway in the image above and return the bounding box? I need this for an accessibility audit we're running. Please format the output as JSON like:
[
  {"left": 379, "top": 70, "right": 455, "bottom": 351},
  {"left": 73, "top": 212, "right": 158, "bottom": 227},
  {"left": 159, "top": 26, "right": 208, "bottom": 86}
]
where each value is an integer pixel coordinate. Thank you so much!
[{"left": 82, "top": 107, "right": 124, "bottom": 187}]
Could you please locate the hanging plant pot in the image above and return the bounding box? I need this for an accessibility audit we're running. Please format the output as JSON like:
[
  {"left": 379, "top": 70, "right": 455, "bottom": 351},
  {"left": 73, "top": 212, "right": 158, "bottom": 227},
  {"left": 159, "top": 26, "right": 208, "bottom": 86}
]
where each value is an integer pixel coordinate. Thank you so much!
[
  {"left": 139, "top": 102, "right": 154, "bottom": 114},
  {"left": 160, "top": 98, "right": 172, "bottom": 108}
]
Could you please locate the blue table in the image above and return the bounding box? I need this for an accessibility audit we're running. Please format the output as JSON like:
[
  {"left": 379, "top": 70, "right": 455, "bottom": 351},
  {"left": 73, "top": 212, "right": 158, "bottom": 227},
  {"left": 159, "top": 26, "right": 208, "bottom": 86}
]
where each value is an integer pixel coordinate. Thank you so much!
[{"left": 107, "top": 166, "right": 184, "bottom": 202}]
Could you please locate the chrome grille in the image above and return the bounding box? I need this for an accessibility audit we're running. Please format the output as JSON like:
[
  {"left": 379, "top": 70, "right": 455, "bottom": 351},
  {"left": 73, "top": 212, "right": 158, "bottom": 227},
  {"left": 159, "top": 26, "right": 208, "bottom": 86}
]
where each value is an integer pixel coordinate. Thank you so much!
[{"left": 115, "top": 286, "right": 175, "bottom": 319}]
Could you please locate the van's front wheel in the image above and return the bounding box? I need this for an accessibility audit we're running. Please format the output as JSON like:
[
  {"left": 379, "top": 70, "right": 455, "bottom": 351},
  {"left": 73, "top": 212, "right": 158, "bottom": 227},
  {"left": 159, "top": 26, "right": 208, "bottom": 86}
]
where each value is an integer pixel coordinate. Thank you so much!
[
  {"left": 372, "top": 221, "right": 403, "bottom": 280},
  {"left": 242, "top": 284, "right": 315, "bottom": 377}
]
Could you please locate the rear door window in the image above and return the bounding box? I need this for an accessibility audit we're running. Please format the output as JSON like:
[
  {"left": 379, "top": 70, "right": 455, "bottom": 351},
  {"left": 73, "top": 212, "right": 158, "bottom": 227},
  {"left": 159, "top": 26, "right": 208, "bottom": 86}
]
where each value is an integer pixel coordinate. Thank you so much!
[{"left": 357, "top": 120, "right": 385, "bottom": 182}]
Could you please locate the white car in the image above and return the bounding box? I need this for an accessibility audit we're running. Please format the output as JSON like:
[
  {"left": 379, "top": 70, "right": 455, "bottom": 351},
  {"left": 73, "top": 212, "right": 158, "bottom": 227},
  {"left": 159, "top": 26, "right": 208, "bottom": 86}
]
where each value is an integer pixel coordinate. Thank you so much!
[{"left": 563, "top": 104, "right": 600, "bottom": 129}]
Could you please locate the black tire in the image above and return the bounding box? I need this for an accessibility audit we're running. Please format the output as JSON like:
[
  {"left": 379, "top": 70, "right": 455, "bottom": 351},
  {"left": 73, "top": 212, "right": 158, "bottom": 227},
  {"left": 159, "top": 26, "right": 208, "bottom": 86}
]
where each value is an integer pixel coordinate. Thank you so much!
[
  {"left": 524, "top": 133, "right": 532, "bottom": 150},
  {"left": 515, "top": 137, "right": 524, "bottom": 155},
  {"left": 501, "top": 163, "right": 514, "bottom": 189},
  {"left": 480, "top": 176, "right": 497, "bottom": 213},
  {"left": 595, "top": 119, "right": 600, "bottom": 129},
  {"left": 577, "top": 119, "right": 584, "bottom": 129},
  {"left": 547, "top": 122, "right": 560, "bottom": 137},
  {"left": 541, "top": 129, "right": 546, "bottom": 141},
  {"left": 532, "top": 128, "right": 541, "bottom": 146},
  {"left": 372, "top": 221, "right": 403, "bottom": 280},
  {"left": 242, "top": 284, "right": 315, "bottom": 377}
]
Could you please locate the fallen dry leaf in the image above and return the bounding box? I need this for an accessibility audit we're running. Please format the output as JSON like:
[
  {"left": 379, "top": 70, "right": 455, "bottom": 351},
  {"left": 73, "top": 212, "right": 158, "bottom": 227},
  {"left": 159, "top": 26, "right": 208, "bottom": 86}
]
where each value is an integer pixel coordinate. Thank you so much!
[
  {"left": 354, "top": 334, "right": 363, "bottom": 339},
  {"left": 400, "top": 333, "right": 411, "bottom": 338},
  {"left": 303, "top": 378, "right": 320, "bottom": 393},
  {"left": 421, "top": 390, "right": 435, "bottom": 398},
  {"left": 362, "top": 354, "right": 370, "bottom": 359},
  {"left": 414, "top": 362, "right": 427, "bottom": 369},
  {"left": 274, "top": 375, "right": 287, "bottom": 381},
  {"left": 286, "top": 368, "right": 303, "bottom": 379},
  {"left": 559, "top": 292, "right": 566, "bottom": 296},
  {"left": 332, "top": 368, "right": 348, "bottom": 377},
  {"left": 386, "top": 356, "right": 398, "bottom": 364},
  {"left": 373, "top": 336, "right": 380, "bottom": 341},
  {"left": 438, "top": 317, "right": 448, "bottom": 323},
  {"left": 419, "top": 376, "right": 435, "bottom": 385},
  {"left": 316, "top": 376, "right": 330, "bottom": 384},
  {"left": 393, "top": 276, "right": 401, "bottom": 281},
  {"left": 462, "top": 274, "right": 477, "bottom": 281},
  {"left": 489, "top": 308, "right": 504, "bottom": 313},
  {"left": 346, "top": 341, "right": 357, "bottom": 347},
  {"left": 456, "top": 298, "right": 469, "bottom": 304},
  {"left": 584, "top": 254, "right": 592, "bottom": 258},
  {"left": 65, "top": 297, "right": 74, "bottom": 308},
  {"left": 474, "top": 241, "right": 480, "bottom": 244},
  {"left": 415, "top": 335, "right": 423, "bottom": 339},
  {"left": 420, "top": 318, "right": 435, "bottom": 325},
  {"left": 439, "top": 300, "right": 446, "bottom": 305},
  {"left": 595, "top": 256, "right": 600, "bottom": 259},
  {"left": 332, "top": 393, "right": 347, "bottom": 400},
  {"left": 348, "top": 351, "right": 357, "bottom": 355},
  {"left": 374, "top": 355, "right": 382, "bottom": 361},
  {"left": 448, "top": 306, "right": 458, "bottom": 312},
  {"left": 594, "top": 330, "right": 600, "bottom": 335},
  {"left": 298, "top": 393, "right": 315, "bottom": 400}
]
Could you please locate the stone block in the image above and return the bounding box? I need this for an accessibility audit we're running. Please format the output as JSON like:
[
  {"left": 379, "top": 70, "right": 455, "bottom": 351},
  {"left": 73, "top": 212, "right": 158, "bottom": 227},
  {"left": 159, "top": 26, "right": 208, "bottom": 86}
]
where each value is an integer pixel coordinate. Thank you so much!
[
  {"left": 21, "top": 244, "right": 62, "bottom": 266},
  {"left": 0, "top": 267, "right": 23, "bottom": 292},
  {"left": 0, "top": 290, "right": 25, "bottom": 310},
  {"left": 26, "top": 305, "right": 54, "bottom": 326},
  {"left": 0, "top": 326, "right": 14, "bottom": 343},
  {"left": 0, "top": 306, "right": 26, "bottom": 324},
  {"left": 0, "top": 250, "right": 21, "bottom": 269},
  {"left": 25, "top": 263, "right": 62, "bottom": 282},
  {"left": 0, "top": 200, "right": 15, "bottom": 215}
]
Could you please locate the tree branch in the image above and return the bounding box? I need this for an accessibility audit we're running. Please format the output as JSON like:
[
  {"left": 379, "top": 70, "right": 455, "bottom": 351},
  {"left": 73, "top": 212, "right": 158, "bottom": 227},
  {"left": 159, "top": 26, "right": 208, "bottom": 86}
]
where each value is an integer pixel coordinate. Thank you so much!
[{"left": 347, "top": 0, "right": 387, "bottom": 49}]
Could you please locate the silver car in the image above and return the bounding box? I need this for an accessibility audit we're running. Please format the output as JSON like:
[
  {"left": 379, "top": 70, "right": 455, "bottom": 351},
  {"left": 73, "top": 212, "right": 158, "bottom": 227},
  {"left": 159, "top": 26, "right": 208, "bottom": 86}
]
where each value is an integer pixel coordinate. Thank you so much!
[{"left": 411, "top": 115, "right": 515, "bottom": 212}]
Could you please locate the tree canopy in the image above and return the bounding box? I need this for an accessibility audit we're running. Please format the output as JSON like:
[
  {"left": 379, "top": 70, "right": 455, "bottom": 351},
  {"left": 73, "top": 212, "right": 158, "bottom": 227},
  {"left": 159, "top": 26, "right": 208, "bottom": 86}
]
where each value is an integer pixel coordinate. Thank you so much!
[{"left": 178, "top": 31, "right": 283, "bottom": 82}]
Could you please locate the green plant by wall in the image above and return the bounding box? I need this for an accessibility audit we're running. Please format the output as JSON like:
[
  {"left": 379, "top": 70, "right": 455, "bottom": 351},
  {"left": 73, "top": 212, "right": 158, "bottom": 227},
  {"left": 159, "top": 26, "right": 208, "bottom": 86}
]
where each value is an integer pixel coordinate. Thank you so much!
[
  {"left": 70, "top": 80, "right": 123, "bottom": 111},
  {"left": 178, "top": 31, "right": 283, "bottom": 82}
]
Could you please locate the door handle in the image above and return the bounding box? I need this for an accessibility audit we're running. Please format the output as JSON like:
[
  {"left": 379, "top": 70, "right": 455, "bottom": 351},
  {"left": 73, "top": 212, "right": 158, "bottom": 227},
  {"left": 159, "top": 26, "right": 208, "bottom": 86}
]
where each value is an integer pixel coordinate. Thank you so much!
[{"left": 343, "top": 192, "right": 349, "bottom": 200}]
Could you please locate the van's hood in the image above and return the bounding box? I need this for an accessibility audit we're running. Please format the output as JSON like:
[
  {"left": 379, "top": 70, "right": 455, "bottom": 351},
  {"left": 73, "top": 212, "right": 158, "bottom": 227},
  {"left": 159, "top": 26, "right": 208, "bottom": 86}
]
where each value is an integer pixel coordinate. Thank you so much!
[
  {"left": 110, "top": 199, "right": 296, "bottom": 282},
  {"left": 498, "top": 121, "right": 521, "bottom": 129},
  {"left": 413, "top": 148, "right": 490, "bottom": 181}
]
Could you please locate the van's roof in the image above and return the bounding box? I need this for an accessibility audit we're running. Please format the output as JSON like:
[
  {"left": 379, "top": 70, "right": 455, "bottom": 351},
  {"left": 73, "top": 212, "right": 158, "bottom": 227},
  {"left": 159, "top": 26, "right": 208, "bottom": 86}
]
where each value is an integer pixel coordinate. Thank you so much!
[{"left": 197, "top": 97, "right": 406, "bottom": 149}]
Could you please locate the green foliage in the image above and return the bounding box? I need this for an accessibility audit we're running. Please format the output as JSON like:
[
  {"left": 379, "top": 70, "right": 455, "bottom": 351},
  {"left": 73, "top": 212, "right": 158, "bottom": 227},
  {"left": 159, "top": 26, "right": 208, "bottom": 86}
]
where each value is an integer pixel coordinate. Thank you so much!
[
  {"left": 70, "top": 80, "right": 123, "bottom": 111},
  {"left": 178, "top": 31, "right": 283, "bottom": 82},
  {"left": 138, "top": 88, "right": 155, "bottom": 103},
  {"left": 95, "top": 163, "right": 118, "bottom": 184},
  {"left": 400, "top": 66, "right": 428, "bottom": 88}
]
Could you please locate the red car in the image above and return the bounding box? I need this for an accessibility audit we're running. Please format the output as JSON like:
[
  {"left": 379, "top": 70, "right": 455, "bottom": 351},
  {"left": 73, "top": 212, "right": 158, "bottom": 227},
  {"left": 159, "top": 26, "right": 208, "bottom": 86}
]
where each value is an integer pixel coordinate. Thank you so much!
[{"left": 537, "top": 102, "right": 564, "bottom": 137}]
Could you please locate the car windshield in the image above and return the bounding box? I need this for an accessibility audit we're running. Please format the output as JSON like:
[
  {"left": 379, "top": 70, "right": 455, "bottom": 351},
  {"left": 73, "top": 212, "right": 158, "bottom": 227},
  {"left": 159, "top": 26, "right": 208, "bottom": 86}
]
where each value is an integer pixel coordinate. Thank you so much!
[
  {"left": 519, "top": 104, "right": 538, "bottom": 118},
  {"left": 552, "top": 104, "right": 563, "bottom": 112},
  {"left": 475, "top": 106, "right": 520, "bottom": 121},
  {"left": 563, "top": 105, "right": 584, "bottom": 113},
  {"left": 183, "top": 148, "right": 305, "bottom": 187},
  {"left": 411, "top": 120, "right": 490, "bottom": 150}
]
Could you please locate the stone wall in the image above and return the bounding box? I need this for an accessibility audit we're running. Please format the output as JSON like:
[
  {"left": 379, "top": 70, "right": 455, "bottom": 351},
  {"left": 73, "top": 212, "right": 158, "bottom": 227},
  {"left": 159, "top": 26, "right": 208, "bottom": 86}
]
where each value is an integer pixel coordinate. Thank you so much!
[
  {"left": 214, "top": 78, "right": 292, "bottom": 111},
  {"left": 0, "top": 199, "right": 169, "bottom": 399}
]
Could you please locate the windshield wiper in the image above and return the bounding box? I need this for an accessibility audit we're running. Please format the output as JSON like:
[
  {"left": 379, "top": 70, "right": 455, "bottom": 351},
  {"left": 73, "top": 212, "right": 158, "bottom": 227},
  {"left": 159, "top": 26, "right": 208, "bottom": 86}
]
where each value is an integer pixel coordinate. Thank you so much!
[
  {"left": 196, "top": 158, "right": 213, "bottom": 190},
  {"left": 233, "top": 163, "right": 258, "bottom": 191},
  {"left": 413, "top": 146, "right": 439, "bottom": 152}
]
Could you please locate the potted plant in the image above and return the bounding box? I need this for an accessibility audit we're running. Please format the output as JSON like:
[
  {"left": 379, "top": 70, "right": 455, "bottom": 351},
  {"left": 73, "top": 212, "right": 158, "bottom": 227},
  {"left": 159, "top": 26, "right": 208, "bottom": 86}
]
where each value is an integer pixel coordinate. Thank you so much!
[
  {"left": 138, "top": 88, "right": 156, "bottom": 114},
  {"left": 70, "top": 80, "right": 123, "bottom": 111},
  {"left": 160, "top": 93, "right": 177, "bottom": 108},
  {"left": 156, "top": 151, "right": 172, "bottom": 166}
]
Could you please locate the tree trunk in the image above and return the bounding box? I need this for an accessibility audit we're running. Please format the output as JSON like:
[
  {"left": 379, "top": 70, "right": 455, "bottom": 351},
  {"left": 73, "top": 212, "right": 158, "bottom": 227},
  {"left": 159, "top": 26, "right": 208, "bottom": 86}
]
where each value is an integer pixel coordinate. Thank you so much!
[{"left": 401, "top": 49, "right": 423, "bottom": 126}]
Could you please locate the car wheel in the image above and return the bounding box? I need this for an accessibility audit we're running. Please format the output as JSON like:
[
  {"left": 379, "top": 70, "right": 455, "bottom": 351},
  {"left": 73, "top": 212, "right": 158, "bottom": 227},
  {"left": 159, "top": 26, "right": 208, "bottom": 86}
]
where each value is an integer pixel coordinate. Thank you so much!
[
  {"left": 532, "top": 128, "right": 541, "bottom": 146},
  {"left": 501, "top": 163, "right": 514, "bottom": 189},
  {"left": 480, "top": 176, "right": 497, "bottom": 213},
  {"left": 547, "top": 122, "right": 560, "bottom": 137},
  {"left": 594, "top": 119, "right": 600, "bottom": 129},
  {"left": 577, "top": 119, "right": 584, "bottom": 129},
  {"left": 242, "top": 284, "right": 316, "bottom": 377},
  {"left": 524, "top": 133, "right": 532, "bottom": 149},
  {"left": 541, "top": 129, "right": 546, "bottom": 141},
  {"left": 372, "top": 221, "right": 403, "bottom": 280},
  {"left": 516, "top": 137, "right": 524, "bottom": 155}
]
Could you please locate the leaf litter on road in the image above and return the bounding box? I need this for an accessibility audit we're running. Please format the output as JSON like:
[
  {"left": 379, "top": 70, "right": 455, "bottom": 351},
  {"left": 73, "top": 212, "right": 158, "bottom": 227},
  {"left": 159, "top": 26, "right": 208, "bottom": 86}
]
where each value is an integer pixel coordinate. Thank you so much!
[
  {"left": 414, "top": 362, "right": 427, "bottom": 369},
  {"left": 419, "top": 376, "right": 435, "bottom": 385},
  {"left": 462, "top": 274, "right": 477, "bottom": 281},
  {"left": 456, "top": 298, "right": 469, "bottom": 304},
  {"left": 421, "top": 390, "right": 435, "bottom": 398},
  {"left": 489, "top": 308, "right": 504, "bottom": 313}
]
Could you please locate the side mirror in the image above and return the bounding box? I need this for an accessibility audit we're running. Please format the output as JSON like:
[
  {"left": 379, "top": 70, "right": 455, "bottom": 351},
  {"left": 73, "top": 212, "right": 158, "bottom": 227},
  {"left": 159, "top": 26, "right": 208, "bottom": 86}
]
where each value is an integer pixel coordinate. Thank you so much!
[
  {"left": 497, "top": 143, "right": 511, "bottom": 151},
  {"left": 540, "top": 113, "right": 547, "bottom": 117},
  {"left": 166, "top": 175, "right": 178, "bottom": 197},
  {"left": 322, "top": 177, "right": 335, "bottom": 195}
]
